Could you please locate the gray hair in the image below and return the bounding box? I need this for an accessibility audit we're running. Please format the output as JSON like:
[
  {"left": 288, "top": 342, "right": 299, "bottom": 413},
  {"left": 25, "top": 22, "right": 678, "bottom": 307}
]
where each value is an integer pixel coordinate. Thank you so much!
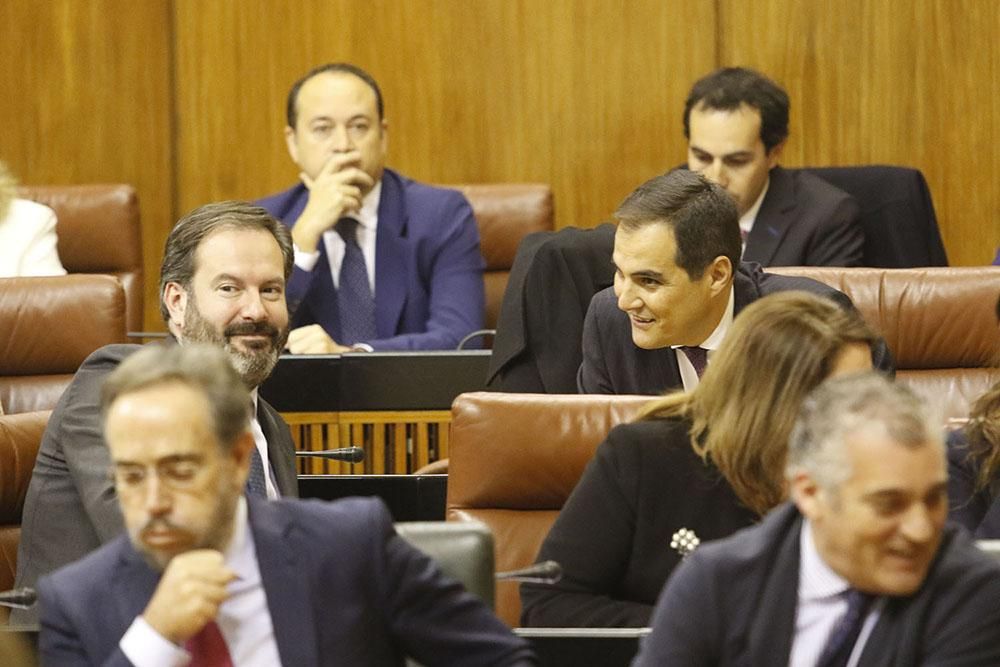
[
  {"left": 786, "top": 373, "right": 942, "bottom": 490},
  {"left": 101, "top": 344, "right": 251, "bottom": 452}
]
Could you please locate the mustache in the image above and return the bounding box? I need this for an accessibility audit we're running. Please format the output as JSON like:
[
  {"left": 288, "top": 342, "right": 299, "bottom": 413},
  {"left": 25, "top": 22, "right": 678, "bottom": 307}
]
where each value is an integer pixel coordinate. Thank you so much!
[
  {"left": 224, "top": 321, "right": 280, "bottom": 339},
  {"left": 140, "top": 517, "right": 184, "bottom": 535}
]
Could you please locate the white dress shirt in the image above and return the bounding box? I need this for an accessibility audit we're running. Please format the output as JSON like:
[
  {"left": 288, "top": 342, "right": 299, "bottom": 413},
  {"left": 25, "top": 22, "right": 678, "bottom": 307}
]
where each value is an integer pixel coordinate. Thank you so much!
[
  {"left": 293, "top": 179, "right": 381, "bottom": 291},
  {"left": 119, "top": 497, "right": 282, "bottom": 666},
  {"left": 738, "top": 177, "right": 770, "bottom": 257},
  {"left": 0, "top": 198, "right": 67, "bottom": 277},
  {"left": 670, "top": 286, "right": 735, "bottom": 391},
  {"left": 789, "top": 520, "right": 883, "bottom": 667}
]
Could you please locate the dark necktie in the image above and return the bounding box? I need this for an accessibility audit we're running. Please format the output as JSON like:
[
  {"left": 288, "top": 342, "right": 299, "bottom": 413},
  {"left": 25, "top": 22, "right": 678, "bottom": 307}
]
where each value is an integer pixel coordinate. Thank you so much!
[
  {"left": 817, "top": 589, "right": 875, "bottom": 667},
  {"left": 335, "top": 217, "right": 377, "bottom": 344},
  {"left": 185, "top": 620, "right": 234, "bottom": 667},
  {"left": 246, "top": 445, "right": 267, "bottom": 498},
  {"left": 679, "top": 346, "right": 708, "bottom": 378}
]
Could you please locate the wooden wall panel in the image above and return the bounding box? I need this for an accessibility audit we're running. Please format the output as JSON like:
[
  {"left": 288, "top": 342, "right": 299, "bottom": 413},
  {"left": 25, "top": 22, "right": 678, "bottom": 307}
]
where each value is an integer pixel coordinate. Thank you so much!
[
  {"left": 172, "top": 0, "right": 716, "bottom": 231},
  {"left": 0, "top": 0, "right": 174, "bottom": 330},
  {"left": 718, "top": 0, "right": 1000, "bottom": 266}
]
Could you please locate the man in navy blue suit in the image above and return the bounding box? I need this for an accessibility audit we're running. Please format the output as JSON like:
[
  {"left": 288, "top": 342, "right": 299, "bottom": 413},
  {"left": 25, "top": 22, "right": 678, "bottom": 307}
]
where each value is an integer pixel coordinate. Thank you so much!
[
  {"left": 257, "top": 63, "right": 485, "bottom": 352},
  {"left": 38, "top": 344, "right": 534, "bottom": 666}
]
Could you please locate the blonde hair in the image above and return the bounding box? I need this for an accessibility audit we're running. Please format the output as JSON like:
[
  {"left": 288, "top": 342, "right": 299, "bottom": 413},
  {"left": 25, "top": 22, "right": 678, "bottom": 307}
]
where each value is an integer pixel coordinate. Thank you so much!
[
  {"left": 636, "top": 291, "right": 879, "bottom": 515},
  {"left": 0, "top": 160, "right": 17, "bottom": 220}
]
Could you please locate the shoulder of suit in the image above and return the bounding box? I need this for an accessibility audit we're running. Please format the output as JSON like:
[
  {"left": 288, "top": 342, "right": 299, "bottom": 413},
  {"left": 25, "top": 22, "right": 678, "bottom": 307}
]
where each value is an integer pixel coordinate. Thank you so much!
[
  {"left": 782, "top": 168, "right": 856, "bottom": 207},
  {"left": 80, "top": 343, "right": 144, "bottom": 369}
]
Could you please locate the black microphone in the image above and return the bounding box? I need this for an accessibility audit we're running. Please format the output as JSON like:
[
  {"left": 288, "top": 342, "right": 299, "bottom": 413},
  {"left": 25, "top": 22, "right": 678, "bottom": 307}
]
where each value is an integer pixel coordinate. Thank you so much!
[
  {"left": 495, "top": 561, "right": 563, "bottom": 585},
  {"left": 294, "top": 446, "right": 364, "bottom": 463},
  {"left": 0, "top": 587, "right": 36, "bottom": 609}
]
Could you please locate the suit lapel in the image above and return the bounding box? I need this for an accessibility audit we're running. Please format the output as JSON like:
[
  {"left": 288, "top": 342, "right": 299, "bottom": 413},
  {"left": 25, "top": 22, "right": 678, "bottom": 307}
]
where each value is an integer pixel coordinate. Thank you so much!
[
  {"left": 373, "top": 170, "right": 409, "bottom": 338},
  {"left": 112, "top": 540, "right": 162, "bottom": 633},
  {"left": 744, "top": 167, "right": 796, "bottom": 266},
  {"left": 257, "top": 399, "right": 298, "bottom": 498},
  {"left": 250, "top": 499, "right": 319, "bottom": 667},
  {"left": 745, "top": 506, "right": 801, "bottom": 665}
]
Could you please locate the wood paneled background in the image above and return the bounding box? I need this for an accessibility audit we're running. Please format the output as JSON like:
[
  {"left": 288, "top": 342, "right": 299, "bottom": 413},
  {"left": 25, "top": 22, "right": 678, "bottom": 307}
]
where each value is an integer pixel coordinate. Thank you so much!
[{"left": 1, "top": 0, "right": 997, "bottom": 330}]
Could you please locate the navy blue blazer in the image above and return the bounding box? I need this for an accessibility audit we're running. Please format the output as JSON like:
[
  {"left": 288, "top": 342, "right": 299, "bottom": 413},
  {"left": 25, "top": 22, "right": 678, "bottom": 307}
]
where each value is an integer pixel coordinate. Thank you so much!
[
  {"left": 257, "top": 168, "right": 485, "bottom": 351},
  {"left": 634, "top": 503, "right": 1000, "bottom": 666},
  {"left": 38, "top": 497, "right": 535, "bottom": 666}
]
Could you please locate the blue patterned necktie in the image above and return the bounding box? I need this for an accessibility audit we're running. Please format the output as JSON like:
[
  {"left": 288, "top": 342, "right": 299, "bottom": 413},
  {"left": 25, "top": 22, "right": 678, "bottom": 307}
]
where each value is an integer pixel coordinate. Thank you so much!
[
  {"left": 817, "top": 589, "right": 875, "bottom": 667},
  {"left": 335, "top": 217, "right": 377, "bottom": 344},
  {"left": 244, "top": 403, "right": 267, "bottom": 498}
]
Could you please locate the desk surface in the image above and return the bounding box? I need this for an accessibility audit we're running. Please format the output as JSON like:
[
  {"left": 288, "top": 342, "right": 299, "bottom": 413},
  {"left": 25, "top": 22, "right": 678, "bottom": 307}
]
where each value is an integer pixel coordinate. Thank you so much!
[
  {"left": 260, "top": 350, "right": 491, "bottom": 412},
  {"left": 516, "top": 627, "right": 649, "bottom": 666}
]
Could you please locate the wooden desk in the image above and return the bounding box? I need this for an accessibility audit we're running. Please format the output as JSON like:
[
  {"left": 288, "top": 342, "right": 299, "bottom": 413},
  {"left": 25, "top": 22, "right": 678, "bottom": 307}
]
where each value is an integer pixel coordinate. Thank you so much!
[{"left": 261, "top": 351, "right": 490, "bottom": 474}]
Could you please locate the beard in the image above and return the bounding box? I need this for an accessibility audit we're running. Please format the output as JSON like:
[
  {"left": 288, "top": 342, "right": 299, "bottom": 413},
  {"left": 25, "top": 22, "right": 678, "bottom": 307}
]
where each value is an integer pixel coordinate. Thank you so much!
[{"left": 180, "top": 296, "right": 289, "bottom": 388}]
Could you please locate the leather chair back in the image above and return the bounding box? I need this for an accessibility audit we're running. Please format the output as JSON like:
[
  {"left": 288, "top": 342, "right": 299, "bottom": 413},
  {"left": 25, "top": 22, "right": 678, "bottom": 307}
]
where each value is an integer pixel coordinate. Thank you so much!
[
  {"left": 17, "top": 184, "right": 143, "bottom": 332},
  {"left": 0, "top": 275, "right": 127, "bottom": 413},
  {"left": 770, "top": 266, "right": 1000, "bottom": 420},
  {"left": 395, "top": 520, "right": 495, "bottom": 609},
  {"left": 0, "top": 410, "right": 49, "bottom": 621},
  {"left": 447, "top": 392, "right": 650, "bottom": 626},
  {"left": 444, "top": 185, "right": 554, "bottom": 331}
]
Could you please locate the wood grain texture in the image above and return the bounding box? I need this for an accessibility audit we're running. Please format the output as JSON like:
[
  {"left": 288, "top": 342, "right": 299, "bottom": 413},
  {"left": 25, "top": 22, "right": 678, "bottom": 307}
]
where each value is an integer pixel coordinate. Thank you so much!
[
  {"left": 718, "top": 0, "right": 1000, "bottom": 266},
  {"left": 172, "top": 0, "right": 716, "bottom": 230},
  {"left": 0, "top": 0, "right": 174, "bottom": 330}
]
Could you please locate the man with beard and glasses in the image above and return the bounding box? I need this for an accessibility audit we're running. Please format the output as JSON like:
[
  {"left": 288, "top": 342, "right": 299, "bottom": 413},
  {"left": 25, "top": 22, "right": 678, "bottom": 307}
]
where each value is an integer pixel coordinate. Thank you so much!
[
  {"left": 12, "top": 201, "right": 298, "bottom": 624},
  {"left": 37, "top": 345, "right": 535, "bottom": 666}
]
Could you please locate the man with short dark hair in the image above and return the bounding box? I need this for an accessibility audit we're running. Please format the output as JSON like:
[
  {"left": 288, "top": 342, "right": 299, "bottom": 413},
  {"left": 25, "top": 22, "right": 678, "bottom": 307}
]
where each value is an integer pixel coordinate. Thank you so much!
[
  {"left": 684, "top": 67, "right": 864, "bottom": 267},
  {"left": 576, "top": 169, "right": 890, "bottom": 395},
  {"left": 635, "top": 373, "right": 1000, "bottom": 666},
  {"left": 37, "top": 344, "right": 535, "bottom": 666},
  {"left": 257, "top": 62, "right": 485, "bottom": 352},
  {"left": 13, "top": 202, "right": 298, "bottom": 622}
]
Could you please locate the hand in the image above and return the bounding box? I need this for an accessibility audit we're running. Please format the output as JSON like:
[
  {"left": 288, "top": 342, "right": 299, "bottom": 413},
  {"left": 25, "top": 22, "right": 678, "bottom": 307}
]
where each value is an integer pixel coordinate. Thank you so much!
[
  {"left": 292, "top": 151, "right": 376, "bottom": 252},
  {"left": 286, "top": 324, "right": 352, "bottom": 354},
  {"left": 142, "top": 550, "right": 235, "bottom": 645}
]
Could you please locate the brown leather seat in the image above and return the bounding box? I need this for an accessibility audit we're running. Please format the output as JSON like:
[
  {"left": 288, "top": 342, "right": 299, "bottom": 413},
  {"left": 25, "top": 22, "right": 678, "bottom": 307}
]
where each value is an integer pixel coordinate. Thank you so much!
[
  {"left": 17, "top": 184, "right": 144, "bottom": 333},
  {"left": 0, "top": 275, "right": 127, "bottom": 413},
  {"left": 770, "top": 267, "right": 1000, "bottom": 421},
  {"left": 0, "top": 410, "right": 49, "bottom": 622},
  {"left": 444, "top": 185, "right": 554, "bottom": 332},
  {"left": 446, "top": 392, "right": 650, "bottom": 626}
]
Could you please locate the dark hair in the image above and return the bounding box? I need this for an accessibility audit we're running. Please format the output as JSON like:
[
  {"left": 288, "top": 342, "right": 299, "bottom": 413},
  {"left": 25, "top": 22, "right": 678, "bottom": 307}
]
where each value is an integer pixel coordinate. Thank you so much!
[
  {"left": 614, "top": 169, "right": 741, "bottom": 280},
  {"left": 683, "top": 67, "right": 790, "bottom": 153},
  {"left": 286, "top": 62, "right": 384, "bottom": 129},
  {"left": 159, "top": 201, "right": 293, "bottom": 323},
  {"left": 101, "top": 344, "right": 251, "bottom": 453}
]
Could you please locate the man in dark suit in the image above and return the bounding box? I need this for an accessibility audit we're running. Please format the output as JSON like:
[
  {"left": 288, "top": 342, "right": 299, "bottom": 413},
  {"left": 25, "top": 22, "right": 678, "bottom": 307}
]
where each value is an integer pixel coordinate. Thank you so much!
[
  {"left": 635, "top": 373, "right": 1000, "bottom": 666},
  {"left": 257, "top": 62, "right": 485, "bottom": 353},
  {"left": 38, "top": 344, "right": 534, "bottom": 666},
  {"left": 13, "top": 202, "right": 298, "bottom": 623},
  {"left": 684, "top": 67, "right": 863, "bottom": 267},
  {"left": 577, "top": 170, "right": 891, "bottom": 395}
]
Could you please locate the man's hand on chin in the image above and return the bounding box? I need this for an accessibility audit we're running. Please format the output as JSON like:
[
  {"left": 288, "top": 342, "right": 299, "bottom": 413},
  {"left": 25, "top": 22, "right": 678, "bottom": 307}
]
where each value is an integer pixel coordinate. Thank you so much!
[
  {"left": 286, "top": 324, "right": 353, "bottom": 354},
  {"left": 142, "top": 550, "right": 235, "bottom": 645}
]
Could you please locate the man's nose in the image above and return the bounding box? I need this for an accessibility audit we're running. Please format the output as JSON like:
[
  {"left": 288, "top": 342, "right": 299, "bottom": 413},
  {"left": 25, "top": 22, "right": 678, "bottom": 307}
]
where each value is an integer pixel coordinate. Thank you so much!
[
  {"left": 331, "top": 125, "right": 354, "bottom": 152},
  {"left": 616, "top": 279, "right": 640, "bottom": 312},
  {"left": 240, "top": 290, "right": 268, "bottom": 320},
  {"left": 899, "top": 504, "right": 938, "bottom": 544},
  {"left": 144, "top": 475, "right": 171, "bottom": 515},
  {"left": 702, "top": 160, "right": 727, "bottom": 187}
]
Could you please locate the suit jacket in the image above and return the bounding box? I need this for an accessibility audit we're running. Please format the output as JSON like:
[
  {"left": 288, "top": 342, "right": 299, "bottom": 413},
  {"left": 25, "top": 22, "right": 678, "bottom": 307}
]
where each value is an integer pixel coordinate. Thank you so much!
[
  {"left": 486, "top": 223, "right": 617, "bottom": 393},
  {"left": 519, "top": 418, "right": 757, "bottom": 628},
  {"left": 743, "top": 166, "right": 863, "bottom": 268},
  {"left": 0, "top": 198, "right": 67, "bottom": 277},
  {"left": 577, "top": 262, "right": 894, "bottom": 395},
  {"left": 257, "top": 168, "right": 486, "bottom": 351},
  {"left": 12, "top": 343, "right": 297, "bottom": 622},
  {"left": 634, "top": 503, "right": 1000, "bottom": 666},
  {"left": 38, "top": 497, "right": 535, "bottom": 667},
  {"left": 946, "top": 428, "right": 1000, "bottom": 538}
]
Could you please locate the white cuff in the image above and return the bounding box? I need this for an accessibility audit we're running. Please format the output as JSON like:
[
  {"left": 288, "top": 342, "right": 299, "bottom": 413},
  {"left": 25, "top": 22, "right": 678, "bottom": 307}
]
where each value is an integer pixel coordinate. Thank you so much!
[
  {"left": 293, "top": 244, "right": 321, "bottom": 271},
  {"left": 350, "top": 343, "right": 374, "bottom": 352},
  {"left": 120, "top": 616, "right": 191, "bottom": 667}
]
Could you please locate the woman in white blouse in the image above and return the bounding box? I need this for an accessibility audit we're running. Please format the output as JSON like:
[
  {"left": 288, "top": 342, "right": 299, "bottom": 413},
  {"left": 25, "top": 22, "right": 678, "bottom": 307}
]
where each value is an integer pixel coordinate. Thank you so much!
[{"left": 0, "top": 160, "right": 66, "bottom": 277}]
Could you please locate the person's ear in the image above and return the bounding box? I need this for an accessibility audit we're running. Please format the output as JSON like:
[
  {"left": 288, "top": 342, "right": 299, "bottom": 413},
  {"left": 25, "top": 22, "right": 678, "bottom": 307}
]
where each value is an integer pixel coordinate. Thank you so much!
[
  {"left": 230, "top": 430, "right": 256, "bottom": 489},
  {"left": 766, "top": 139, "right": 786, "bottom": 168},
  {"left": 163, "top": 282, "right": 188, "bottom": 332},
  {"left": 789, "top": 469, "right": 824, "bottom": 521},
  {"left": 284, "top": 126, "right": 300, "bottom": 165},
  {"left": 706, "top": 256, "right": 733, "bottom": 296}
]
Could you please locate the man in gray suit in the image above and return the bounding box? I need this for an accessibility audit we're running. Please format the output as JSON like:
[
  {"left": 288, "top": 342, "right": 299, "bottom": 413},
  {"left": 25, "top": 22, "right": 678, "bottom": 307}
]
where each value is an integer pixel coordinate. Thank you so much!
[
  {"left": 635, "top": 373, "right": 1000, "bottom": 666},
  {"left": 684, "top": 67, "right": 863, "bottom": 267},
  {"left": 13, "top": 201, "right": 298, "bottom": 623}
]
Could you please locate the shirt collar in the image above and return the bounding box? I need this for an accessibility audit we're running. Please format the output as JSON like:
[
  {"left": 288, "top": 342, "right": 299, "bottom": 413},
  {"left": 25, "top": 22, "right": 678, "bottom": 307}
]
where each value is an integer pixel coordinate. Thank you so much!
[
  {"left": 739, "top": 175, "right": 770, "bottom": 234},
  {"left": 354, "top": 179, "right": 382, "bottom": 231},
  {"left": 799, "top": 519, "right": 851, "bottom": 603},
  {"left": 671, "top": 285, "right": 735, "bottom": 351}
]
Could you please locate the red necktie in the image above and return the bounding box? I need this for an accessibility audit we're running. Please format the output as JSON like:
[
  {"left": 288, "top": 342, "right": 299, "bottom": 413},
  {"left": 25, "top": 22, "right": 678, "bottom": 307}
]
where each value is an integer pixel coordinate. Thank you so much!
[{"left": 185, "top": 621, "right": 234, "bottom": 667}]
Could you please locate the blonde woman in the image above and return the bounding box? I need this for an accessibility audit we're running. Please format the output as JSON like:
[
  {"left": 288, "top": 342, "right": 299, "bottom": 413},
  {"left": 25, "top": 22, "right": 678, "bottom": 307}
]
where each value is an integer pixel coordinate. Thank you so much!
[{"left": 521, "top": 291, "right": 878, "bottom": 627}]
